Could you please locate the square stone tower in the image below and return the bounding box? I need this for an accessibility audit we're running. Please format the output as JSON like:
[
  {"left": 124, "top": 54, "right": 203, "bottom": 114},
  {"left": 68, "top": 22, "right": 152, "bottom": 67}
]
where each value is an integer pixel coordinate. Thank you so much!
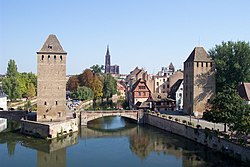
[
  {"left": 183, "top": 47, "right": 215, "bottom": 116},
  {"left": 37, "top": 34, "right": 67, "bottom": 122}
]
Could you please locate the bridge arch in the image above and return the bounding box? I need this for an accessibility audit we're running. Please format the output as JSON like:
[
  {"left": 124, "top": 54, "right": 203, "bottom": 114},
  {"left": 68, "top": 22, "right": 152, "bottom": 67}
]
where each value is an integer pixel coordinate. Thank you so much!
[{"left": 80, "top": 110, "right": 143, "bottom": 126}]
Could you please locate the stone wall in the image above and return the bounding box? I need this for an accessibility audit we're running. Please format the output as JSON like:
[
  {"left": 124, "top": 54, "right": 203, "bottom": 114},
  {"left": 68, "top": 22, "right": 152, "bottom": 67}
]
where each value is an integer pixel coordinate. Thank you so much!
[
  {"left": 21, "top": 118, "right": 78, "bottom": 139},
  {"left": 145, "top": 113, "right": 250, "bottom": 162}
]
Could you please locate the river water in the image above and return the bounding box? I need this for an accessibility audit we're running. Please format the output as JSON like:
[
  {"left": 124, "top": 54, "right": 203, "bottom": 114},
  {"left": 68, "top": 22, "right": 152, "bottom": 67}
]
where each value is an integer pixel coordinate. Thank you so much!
[{"left": 0, "top": 117, "right": 247, "bottom": 167}]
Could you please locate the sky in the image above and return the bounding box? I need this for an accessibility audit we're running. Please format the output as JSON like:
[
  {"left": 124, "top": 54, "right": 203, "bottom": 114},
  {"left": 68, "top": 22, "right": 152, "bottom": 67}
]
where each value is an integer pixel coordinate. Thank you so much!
[{"left": 0, "top": 0, "right": 250, "bottom": 75}]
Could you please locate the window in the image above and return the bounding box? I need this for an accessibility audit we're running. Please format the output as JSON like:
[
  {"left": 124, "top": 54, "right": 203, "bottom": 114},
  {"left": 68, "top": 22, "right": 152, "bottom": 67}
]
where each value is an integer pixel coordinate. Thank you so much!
[
  {"left": 163, "top": 85, "right": 165, "bottom": 89},
  {"left": 179, "top": 93, "right": 182, "bottom": 97},
  {"left": 56, "top": 101, "right": 58, "bottom": 105},
  {"left": 210, "top": 62, "right": 213, "bottom": 67},
  {"left": 42, "top": 55, "right": 44, "bottom": 61},
  {"left": 201, "top": 62, "right": 203, "bottom": 67},
  {"left": 48, "top": 55, "right": 50, "bottom": 61},
  {"left": 143, "top": 92, "right": 146, "bottom": 96},
  {"left": 167, "top": 78, "right": 169, "bottom": 82},
  {"left": 167, "top": 84, "right": 169, "bottom": 88},
  {"left": 43, "top": 115, "right": 46, "bottom": 118},
  {"left": 48, "top": 45, "right": 52, "bottom": 49},
  {"left": 206, "top": 62, "right": 208, "bottom": 67},
  {"left": 157, "top": 82, "right": 159, "bottom": 86},
  {"left": 54, "top": 55, "right": 56, "bottom": 61},
  {"left": 60, "top": 55, "right": 63, "bottom": 61},
  {"left": 197, "top": 62, "right": 199, "bottom": 67},
  {"left": 163, "top": 79, "right": 165, "bottom": 82},
  {"left": 138, "top": 92, "right": 141, "bottom": 96},
  {"left": 44, "top": 101, "right": 47, "bottom": 105},
  {"left": 58, "top": 112, "right": 61, "bottom": 117}
]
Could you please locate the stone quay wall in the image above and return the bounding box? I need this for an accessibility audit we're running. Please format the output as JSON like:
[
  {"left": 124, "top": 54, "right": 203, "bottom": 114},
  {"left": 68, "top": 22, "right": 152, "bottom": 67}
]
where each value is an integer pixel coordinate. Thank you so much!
[
  {"left": 144, "top": 113, "right": 250, "bottom": 162},
  {"left": 21, "top": 118, "right": 78, "bottom": 139}
]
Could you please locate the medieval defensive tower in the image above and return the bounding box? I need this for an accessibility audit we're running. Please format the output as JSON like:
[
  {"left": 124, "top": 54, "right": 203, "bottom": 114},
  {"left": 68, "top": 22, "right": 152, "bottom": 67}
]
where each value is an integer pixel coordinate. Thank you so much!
[{"left": 37, "top": 34, "right": 67, "bottom": 122}]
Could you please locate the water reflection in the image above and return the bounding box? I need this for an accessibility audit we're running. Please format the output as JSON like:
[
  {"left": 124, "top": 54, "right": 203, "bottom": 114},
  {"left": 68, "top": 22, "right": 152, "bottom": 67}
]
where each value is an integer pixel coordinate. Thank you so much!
[{"left": 0, "top": 117, "right": 247, "bottom": 167}]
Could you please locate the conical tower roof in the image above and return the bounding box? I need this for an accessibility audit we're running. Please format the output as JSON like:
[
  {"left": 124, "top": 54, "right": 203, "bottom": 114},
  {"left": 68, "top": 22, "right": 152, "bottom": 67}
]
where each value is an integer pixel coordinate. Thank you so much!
[
  {"left": 185, "top": 47, "right": 211, "bottom": 62},
  {"left": 37, "top": 34, "right": 67, "bottom": 54}
]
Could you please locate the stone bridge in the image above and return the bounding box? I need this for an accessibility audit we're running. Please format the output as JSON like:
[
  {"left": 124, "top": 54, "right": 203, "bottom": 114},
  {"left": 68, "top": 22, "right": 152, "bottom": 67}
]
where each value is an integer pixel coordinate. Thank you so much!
[
  {"left": 0, "top": 110, "right": 28, "bottom": 121},
  {"left": 80, "top": 110, "right": 144, "bottom": 126}
]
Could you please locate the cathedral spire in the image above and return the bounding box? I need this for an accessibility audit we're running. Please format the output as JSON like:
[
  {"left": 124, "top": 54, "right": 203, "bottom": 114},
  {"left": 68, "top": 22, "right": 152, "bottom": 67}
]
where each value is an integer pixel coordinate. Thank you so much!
[{"left": 105, "top": 45, "right": 111, "bottom": 73}]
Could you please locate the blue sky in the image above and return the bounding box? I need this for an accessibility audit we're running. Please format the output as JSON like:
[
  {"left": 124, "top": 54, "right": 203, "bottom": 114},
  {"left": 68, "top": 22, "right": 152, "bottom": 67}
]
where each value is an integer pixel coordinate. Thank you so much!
[{"left": 0, "top": 0, "right": 250, "bottom": 75}]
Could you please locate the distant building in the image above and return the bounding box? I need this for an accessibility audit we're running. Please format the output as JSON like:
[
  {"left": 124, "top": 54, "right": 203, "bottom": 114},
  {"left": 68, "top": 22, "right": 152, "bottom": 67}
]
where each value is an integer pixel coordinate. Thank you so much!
[
  {"left": 0, "top": 88, "right": 7, "bottom": 132},
  {"left": 169, "top": 79, "right": 184, "bottom": 110},
  {"left": 117, "top": 81, "right": 126, "bottom": 97},
  {"left": 153, "top": 63, "right": 183, "bottom": 94},
  {"left": 37, "top": 34, "right": 67, "bottom": 122},
  {"left": 183, "top": 47, "right": 215, "bottom": 116},
  {"left": 131, "top": 78, "right": 151, "bottom": 108},
  {"left": 148, "top": 93, "right": 175, "bottom": 112},
  {"left": 237, "top": 83, "right": 250, "bottom": 104},
  {"left": 104, "top": 46, "right": 119, "bottom": 74}
]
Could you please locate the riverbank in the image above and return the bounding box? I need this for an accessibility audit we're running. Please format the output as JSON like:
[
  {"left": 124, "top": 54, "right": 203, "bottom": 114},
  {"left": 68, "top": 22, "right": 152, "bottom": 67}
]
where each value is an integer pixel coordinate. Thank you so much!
[{"left": 144, "top": 113, "right": 250, "bottom": 163}]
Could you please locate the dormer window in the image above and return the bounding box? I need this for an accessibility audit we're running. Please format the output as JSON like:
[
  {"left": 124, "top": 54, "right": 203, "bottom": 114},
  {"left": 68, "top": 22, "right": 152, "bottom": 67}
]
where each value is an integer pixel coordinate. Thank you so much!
[
  {"left": 60, "top": 55, "right": 62, "bottom": 61},
  {"left": 48, "top": 45, "right": 52, "bottom": 49}
]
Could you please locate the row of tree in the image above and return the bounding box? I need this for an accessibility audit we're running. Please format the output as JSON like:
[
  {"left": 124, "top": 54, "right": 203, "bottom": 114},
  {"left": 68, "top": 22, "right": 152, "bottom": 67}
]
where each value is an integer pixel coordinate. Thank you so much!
[
  {"left": 67, "top": 64, "right": 117, "bottom": 101},
  {"left": 204, "top": 41, "right": 250, "bottom": 142},
  {"left": 2, "top": 60, "right": 37, "bottom": 101}
]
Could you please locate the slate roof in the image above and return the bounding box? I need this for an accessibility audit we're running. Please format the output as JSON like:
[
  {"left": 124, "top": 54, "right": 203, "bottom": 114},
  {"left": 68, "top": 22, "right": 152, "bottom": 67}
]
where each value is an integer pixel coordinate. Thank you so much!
[
  {"left": 131, "top": 78, "right": 150, "bottom": 92},
  {"left": 149, "top": 93, "right": 175, "bottom": 102},
  {"left": 37, "top": 34, "right": 67, "bottom": 54},
  {"left": 168, "top": 79, "right": 183, "bottom": 99},
  {"left": 185, "top": 47, "right": 211, "bottom": 63},
  {"left": 237, "top": 83, "right": 250, "bottom": 101}
]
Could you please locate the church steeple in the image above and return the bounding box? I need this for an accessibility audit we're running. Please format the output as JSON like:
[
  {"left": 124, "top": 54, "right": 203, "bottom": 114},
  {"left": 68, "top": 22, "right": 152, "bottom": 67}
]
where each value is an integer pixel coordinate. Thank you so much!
[{"left": 105, "top": 45, "right": 111, "bottom": 73}]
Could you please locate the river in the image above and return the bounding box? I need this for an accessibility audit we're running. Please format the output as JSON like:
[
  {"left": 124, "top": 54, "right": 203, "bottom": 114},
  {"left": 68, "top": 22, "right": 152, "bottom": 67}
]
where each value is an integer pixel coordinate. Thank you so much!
[{"left": 0, "top": 117, "right": 247, "bottom": 167}]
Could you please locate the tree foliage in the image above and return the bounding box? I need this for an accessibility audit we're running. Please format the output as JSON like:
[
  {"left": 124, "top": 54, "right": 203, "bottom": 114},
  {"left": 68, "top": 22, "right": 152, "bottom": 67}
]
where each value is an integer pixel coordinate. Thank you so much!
[
  {"left": 209, "top": 41, "right": 250, "bottom": 92},
  {"left": 26, "top": 83, "right": 36, "bottom": 98},
  {"left": 71, "top": 86, "right": 93, "bottom": 101},
  {"left": 2, "top": 60, "right": 21, "bottom": 101},
  {"left": 103, "top": 74, "right": 117, "bottom": 100},
  {"left": 91, "top": 75, "right": 103, "bottom": 99},
  {"left": 90, "top": 64, "right": 104, "bottom": 75},
  {"left": 78, "top": 69, "right": 94, "bottom": 87},
  {"left": 66, "top": 75, "right": 79, "bottom": 91}
]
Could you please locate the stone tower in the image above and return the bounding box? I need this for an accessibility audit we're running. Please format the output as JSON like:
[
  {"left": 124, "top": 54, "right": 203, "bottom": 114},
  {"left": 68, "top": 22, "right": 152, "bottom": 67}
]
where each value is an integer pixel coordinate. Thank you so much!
[
  {"left": 105, "top": 45, "right": 111, "bottom": 74},
  {"left": 37, "top": 34, "right": 67, "bottom": 122},
  {"left": 183, "top": 47, "right": 215, "bottom": 117}
]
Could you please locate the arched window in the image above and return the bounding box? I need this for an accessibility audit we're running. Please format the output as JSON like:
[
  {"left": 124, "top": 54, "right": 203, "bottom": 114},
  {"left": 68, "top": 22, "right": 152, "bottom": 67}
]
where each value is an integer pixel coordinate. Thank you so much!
[
  {"left": 42, "top": 55, "right": 44, "bottom": 61},
  {"left": 56, "top": 101, "right": 58, "bottom": 105},
  {"left": 44, "top": 101, "right": 47, "bottom": 105},
  {"left": 48, "top": 55, "right": 50, "bottom": 61},
  {"left": 54, "top": 55, "right": 56, "bottom": 61},
  {"left": 60, "top": 55, "right": 62, "bottom": 61}
]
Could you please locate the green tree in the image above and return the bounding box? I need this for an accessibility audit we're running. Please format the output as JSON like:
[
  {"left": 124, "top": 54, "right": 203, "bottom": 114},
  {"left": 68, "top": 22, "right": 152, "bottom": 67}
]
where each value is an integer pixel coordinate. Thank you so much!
[
  {"left": 2, "top": 76, "right": 21, "bottom": 101},
  {"left": 6, "top": 59, "right": 18, "bottom": 77},
  {"left": 209, "top": 41, "right": 250, "bottom": 92},
  {"left": 103, "top": 74, "right": 117, "bottom": 101},
  {"left": 71, "top": 86, "right": 93, "bottom": 100},
  {"left": 24, "top": 100, "right": 32, "bottom": 111},
  {"left": 90, "top": 64, "right": 104, "bottom": 75},
  {"left": 26, "top": 83, "right": 36, "bottom": 98},
  {"left": 204, "top": 87, "right": 247, "bottom": 132}
]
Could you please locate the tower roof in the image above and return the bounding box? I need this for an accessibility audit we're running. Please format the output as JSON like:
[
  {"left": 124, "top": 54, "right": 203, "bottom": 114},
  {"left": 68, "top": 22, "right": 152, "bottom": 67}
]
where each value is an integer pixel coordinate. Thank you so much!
[
  {"left": 106, "top": 45, "right": 110, "bottom": 56},
  {"left": 169, "top": 62, "right": 174, "bottom": 69},
  {"left": 37, "top": 34, "right": 67, "bottom": 54},
  {"left": 185, "top": 47, "right": 211, "bottom": 63}
]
